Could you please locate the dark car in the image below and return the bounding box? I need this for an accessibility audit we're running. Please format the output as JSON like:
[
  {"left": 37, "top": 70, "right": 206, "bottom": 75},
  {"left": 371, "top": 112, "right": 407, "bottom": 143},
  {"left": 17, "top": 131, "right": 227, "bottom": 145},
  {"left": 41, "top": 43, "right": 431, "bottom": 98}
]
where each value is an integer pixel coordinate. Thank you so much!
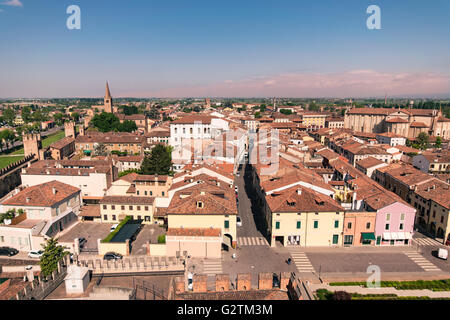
[
  {"left": 103, "top": 252, "right": 123, "bottom": 261},
  {"left": 0, "top": 247, "right": 19, "bottom": 257}
]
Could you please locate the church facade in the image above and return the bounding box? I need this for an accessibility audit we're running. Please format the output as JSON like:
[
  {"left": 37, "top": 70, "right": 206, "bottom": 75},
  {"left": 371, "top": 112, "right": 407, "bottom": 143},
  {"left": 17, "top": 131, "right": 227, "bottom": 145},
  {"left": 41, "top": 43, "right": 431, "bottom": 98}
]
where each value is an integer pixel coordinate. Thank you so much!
[{"left": 344, "top": 108, "right": 450, "bottom": 139}]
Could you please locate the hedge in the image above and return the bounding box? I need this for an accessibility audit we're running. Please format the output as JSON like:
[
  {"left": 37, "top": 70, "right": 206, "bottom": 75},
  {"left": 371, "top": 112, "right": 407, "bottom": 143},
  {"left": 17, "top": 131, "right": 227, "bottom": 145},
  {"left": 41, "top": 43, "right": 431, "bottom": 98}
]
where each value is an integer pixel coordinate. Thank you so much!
[
  {"left": 329, "top": 279, "right": 450, "bottom": 291},
  {"left": 101, "top": 216, "right": 132, "bottom": 243},
  {"left": 314, "top": 289, "right": 450, "bottom": 300}
]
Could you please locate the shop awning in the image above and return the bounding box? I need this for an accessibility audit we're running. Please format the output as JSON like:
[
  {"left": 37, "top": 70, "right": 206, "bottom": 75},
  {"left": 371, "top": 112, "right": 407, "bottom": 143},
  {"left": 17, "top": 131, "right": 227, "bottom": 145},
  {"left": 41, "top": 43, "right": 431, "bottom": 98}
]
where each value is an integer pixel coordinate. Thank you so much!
[
  {"left": 361, "top": 232, "right": 376, "bottom": 241},
  {"left": 383, "top": 232, "right": 392, "bottom": 240},
  {"left": 403, "top": 232, "right": 412, "bottom": 240}
]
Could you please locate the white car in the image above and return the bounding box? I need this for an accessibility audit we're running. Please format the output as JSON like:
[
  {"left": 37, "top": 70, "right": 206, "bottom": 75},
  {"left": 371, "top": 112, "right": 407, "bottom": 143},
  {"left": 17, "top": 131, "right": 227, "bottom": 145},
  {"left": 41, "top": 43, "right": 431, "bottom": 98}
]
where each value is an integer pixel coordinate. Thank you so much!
[
  {"left": 236, "top": 216, "right": 242, "bottom": 227},
  {"left": 28, "top": 250, "right": 44, "bottom": 259},
  {"left": 234, "top": 186, "right": 238, "bottom": 193},
  {"left": 110, "top": 224, "right": 119, "bottom": 232}
]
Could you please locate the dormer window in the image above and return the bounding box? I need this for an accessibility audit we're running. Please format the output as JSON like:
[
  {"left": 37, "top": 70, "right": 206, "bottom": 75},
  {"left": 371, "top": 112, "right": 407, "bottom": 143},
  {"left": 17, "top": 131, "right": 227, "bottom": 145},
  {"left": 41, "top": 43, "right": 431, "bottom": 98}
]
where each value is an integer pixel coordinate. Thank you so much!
[{"left": 197, "top": 201, "right": 204, "bottom": 208}]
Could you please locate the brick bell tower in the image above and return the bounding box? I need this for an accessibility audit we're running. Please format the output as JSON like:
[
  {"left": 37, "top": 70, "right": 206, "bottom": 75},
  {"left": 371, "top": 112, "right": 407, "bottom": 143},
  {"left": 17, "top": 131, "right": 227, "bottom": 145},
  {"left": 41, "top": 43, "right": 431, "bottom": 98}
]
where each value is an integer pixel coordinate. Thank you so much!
[
  {"left": 64, "top": 121, "right": 76, "bottom": 138},
  {"left": 104, "top": 81, "right": 113, "bottom": 113}
]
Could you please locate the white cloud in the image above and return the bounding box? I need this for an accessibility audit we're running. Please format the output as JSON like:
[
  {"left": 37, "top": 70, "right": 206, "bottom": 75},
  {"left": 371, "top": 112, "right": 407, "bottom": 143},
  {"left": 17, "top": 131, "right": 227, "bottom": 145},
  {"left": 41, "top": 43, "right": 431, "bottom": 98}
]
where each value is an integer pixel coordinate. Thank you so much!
[{"left": 2, "top": 0, "right": 23, "bottom": 7}]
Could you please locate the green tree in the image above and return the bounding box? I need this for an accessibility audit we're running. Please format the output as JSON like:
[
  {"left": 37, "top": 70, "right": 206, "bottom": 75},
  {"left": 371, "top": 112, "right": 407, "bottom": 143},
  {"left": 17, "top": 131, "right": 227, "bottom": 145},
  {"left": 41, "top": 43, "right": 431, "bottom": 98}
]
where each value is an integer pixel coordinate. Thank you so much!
[
  {"left": 416, "top": 132, "right": 430, "bottom": 150},
  {"left": 146, "top": 107, "right": 160, "bottom": 120},
  {"left": 121, "top": 105, "right": 139, "bottom": 115},
  {"left": 259, "top": 104, "right": 266, "bottom": 112},
  {"left": 94, "top": 143, "right": 108, "bottom": 156},
  {"left": 279, "top": 109, "right": 293, "bottom": 115},
  {"left": 117, "top": 120, "right": 138, "bottom": 133},
  {"left": 254, "top": 111, "right": 261, "bottom": 118},
  {"left": 0, "top": 129, "right": 16, "bottom": 150},
  {"left": 140, "top": 144, "right": 173, "bottom": 176},
  {"left": 71, "top": 112, "right": 80, "bottom": 122},
  {"left": 435, "top": 136, "right": 442, "bottom": 148},
  {"left": 91, "top": 112, "right": 120, "bottom": 132},
  {"left": 53, "top": 113, "right": 65, "bottom": 125},
  {"left": 21, "top": 106, "right": 32, "bottom": 123},
  {"left": 3, "top": 108, "right": 15, "bottom": 125},
  {"left": 39, "top": 238, "right": 69, "bottom": 277}
]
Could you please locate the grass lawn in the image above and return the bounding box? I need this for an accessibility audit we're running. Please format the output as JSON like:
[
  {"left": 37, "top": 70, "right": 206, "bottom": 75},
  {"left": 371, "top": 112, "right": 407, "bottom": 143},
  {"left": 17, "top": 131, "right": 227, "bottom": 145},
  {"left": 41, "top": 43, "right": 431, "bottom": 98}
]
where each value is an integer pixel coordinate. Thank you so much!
[
  {"left": 41, "top": 130, "right": 65, "bottom": 148},
  {"left": 0, "top": 155, "right": 24, "bottom": 170},
  {"left": 315, "top": 289, "right": 450, "bottom": 300},
  {"left": 329, "top": 279, "right": 450, "bottom": 291}
]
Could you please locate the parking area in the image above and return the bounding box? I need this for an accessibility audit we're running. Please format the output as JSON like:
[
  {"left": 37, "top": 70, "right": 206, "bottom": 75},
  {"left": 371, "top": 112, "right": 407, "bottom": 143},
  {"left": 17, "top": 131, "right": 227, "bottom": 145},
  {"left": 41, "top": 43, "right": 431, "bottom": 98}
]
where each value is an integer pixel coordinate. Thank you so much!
[
  {"left": 130, "top": 224, "right": 166, "bottom": 255},
  {"left": 58, "top": 221, "right": 113, "bottom": 251}
]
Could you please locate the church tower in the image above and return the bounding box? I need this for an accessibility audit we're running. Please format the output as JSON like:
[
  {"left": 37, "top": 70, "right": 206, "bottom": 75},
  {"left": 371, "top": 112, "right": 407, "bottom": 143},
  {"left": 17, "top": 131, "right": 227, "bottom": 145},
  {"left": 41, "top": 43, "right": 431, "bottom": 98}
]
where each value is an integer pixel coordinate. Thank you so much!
[{"left": 104, "top": 82, "right": 113, "bottom": 113}]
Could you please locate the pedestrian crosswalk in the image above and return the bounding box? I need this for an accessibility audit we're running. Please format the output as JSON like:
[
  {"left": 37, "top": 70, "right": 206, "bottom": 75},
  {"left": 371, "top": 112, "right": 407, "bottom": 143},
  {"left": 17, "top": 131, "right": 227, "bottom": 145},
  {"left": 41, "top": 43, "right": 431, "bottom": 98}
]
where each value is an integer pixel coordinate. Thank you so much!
[
  {"left": 412, "top": 237, "right": 442, "bottom": 247},
  {"left": 237, "top": 237, "right": 269, "bottom": 246},
  {"left": 289, "top": 250, "right": 315, "bottom": 273},
  {"left": 202, "top": 259, "right": 223, "bottom": 275},
  {"left": 404, "top": 251, "right": 441, "bottom": 272}
]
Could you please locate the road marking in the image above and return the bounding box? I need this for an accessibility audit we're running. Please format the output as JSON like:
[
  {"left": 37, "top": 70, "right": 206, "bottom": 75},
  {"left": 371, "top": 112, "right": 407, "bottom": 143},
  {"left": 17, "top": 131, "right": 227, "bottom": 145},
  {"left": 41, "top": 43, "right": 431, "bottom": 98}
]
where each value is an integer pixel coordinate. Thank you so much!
[
  {"left": 413, "top": 237, "right": 442, "bottom": 247},
  {"left": 237, "top": 237, "right": 269, "bottom": 247},
  {"left": 404, "top": 251, "right": 441, "bottom": 272},
  {"left": 202, "top": 259, "right": 223, "bottom": 275},
  {"left": 288, "top": 249, "right": 315, "bottom": 273}
]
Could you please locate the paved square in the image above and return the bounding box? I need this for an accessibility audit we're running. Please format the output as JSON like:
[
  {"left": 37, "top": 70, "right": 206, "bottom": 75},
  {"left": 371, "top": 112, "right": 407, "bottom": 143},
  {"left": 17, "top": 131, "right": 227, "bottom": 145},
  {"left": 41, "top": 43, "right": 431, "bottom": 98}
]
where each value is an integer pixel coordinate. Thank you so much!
[{"left": 306, "top": 252, "right": 424, "bottom": 273}]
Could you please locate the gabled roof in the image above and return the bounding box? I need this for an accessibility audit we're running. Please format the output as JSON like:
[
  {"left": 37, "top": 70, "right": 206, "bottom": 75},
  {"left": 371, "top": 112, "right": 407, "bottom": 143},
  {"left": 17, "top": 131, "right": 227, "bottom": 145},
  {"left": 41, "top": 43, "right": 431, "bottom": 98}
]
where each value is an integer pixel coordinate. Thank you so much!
[{"left": 2, "top": 181, "right": 80, "bottom": 207}]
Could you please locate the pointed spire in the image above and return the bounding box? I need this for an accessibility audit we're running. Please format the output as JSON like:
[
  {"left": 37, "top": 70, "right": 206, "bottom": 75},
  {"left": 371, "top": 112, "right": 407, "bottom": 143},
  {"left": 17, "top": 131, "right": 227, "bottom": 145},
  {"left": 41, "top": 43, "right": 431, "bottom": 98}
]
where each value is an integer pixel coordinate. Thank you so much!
[{"left": 105, "top": 81, "right": 111, "bottom": 98}]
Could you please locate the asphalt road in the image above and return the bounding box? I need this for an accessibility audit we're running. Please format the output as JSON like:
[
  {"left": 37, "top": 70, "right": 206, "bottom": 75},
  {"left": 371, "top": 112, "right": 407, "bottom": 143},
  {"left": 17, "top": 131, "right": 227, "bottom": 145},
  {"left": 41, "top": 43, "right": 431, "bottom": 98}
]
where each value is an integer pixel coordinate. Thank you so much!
[{"left": 236, "top": 162, "right": 266, "bottom": 238}]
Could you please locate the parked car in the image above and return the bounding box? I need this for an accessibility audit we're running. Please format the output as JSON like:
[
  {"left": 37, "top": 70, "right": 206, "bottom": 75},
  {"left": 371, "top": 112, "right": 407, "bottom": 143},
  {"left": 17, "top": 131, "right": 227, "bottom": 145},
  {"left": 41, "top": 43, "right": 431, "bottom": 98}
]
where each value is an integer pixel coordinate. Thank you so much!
[
  {"left": 103, "top": 252, "right": 123, "bottom": 261},
  {"left": 236, "top": 216, "right": 242, "bottom": 227},
  {"left": 28, "top": 250, "right": 44, "bottom": 259},
  {"left": 234, "top": 186, "right": 238, "bottom": 193},
  {"left": 78, "top": 237, "right": 87, "bottom": 247},
  {"left": 110, "top": 224, "right": 119, "bottom": 232},
  {"left": 0, "top": 247, "right": 19, "bottom": 257}
]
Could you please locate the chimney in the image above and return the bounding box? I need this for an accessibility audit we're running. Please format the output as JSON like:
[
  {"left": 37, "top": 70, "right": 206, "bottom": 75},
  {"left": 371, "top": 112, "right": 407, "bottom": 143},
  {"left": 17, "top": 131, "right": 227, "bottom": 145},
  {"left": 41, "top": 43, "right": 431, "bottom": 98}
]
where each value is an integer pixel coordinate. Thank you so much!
[
  {"left": 297, "top": 188, "right": 302, "bottom": 195},
  {"left": 26, "top": 197, "right": 31, "bottom": 203},
  {"left": 52, "top": 187, "right": 57, "bottom": 195}
]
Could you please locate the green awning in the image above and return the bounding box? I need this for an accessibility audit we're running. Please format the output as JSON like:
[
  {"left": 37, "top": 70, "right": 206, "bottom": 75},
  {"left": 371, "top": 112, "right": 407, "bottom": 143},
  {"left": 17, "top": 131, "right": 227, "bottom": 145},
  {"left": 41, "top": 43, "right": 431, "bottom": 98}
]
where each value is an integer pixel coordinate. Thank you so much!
[
  {"left": 83, "top": 150, "right": 92, "bottom": 155},
  {"left": 361, "top": 232, "right": 376, "bottom": 241}
]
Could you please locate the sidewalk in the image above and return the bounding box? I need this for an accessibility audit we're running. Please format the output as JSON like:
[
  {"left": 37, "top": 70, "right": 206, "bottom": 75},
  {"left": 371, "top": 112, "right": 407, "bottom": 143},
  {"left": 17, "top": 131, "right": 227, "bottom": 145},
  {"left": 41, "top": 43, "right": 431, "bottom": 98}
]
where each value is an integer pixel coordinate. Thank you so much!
[{"left": 309, "top": 283, "right": 450, "bottom": 298}]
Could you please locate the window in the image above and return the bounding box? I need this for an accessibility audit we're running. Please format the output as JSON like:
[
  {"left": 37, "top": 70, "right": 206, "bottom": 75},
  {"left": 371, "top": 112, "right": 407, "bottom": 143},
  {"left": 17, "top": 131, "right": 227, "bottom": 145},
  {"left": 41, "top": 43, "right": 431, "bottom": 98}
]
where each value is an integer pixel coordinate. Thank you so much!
[
  {"left": 104, "top": 215, "right": 108, "bottom": 220},
  {"left": 334, "top": 221, "right": 339, "bottom": 228},
  {"left": 366, "top": 222, "right": 370, "bottom": 229},
  {"left": 400, "top": 213, "right": 405, "bottom": 221},
  {"left": 190, "top": 128, "right": 193, "bottom": 134},
  {"left": 129, "top": 206, "right": 133, "bottom": 210},
  {"left": 197, "top": 201, "right": 204, "bottom": 208},
  {"left": 103, "top": 205, "right": 107, "bottom": 210},
  {"left": 121, "top": 206, "right": 125, "bottom": 210},
  {"left": 137, "top": 215, "right": 141, "bottom": 220},
  {"left": 137, "top": 206, "right": 141, "bottom": 211},
  {"left": 332, "top": 235, "right": 339, "bottom": 244},
  {"left": 224, "top": 220, "right": 230, "bottom": 229},
  {"left": 145, "top": 206, "right": 149, "bottom": 211},
  {"left": 111, "top": 205, "right": 115, "bottom": 210},
  {"left": 296, "top": 221, "right": 301, "bottom": 229},
  {"left": 275, "top": 221, "right": 280, "bottom": 229},
  {"left": 137, "top": 191, "right": 140, "bottom": 195},
  {"left": 162, "top": 191, "right": 165, "bottom": 196},
  {"left": 347, "top": 222, "right": 352, "bottom": 229},
  {"left": 399, "top": 223, "right": 404, "bottom": 230},
  {"left": 385, "top": 223, "right": 390, "bottom": 230},
  {"left": 344, "top": 235, "right": 353, "bottom": 245},
  {"left": 150, "top": 191, "right": 153, "bottom": 196},
  {"left": 386, "top": 214, "right": 391, "bottom": 221},
  {"left": 314, "top": 221, "right": 319, "bottom": 229},
  {"left": 145, "top": 191, "right": 147, "bottom": 196},
  {"left": 112, "top": 215, "right": 116, "bottom": 221},
  {"left": 0, "top": 236, "right": 4, "bottom": 242}
]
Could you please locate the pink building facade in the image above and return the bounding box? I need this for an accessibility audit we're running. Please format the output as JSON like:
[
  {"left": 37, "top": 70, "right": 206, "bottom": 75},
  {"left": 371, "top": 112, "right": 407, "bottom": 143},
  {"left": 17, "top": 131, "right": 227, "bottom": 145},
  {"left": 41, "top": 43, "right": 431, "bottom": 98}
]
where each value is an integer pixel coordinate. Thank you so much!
[{"left": 374, "top": 202, "right": 416, "bottom": 246}]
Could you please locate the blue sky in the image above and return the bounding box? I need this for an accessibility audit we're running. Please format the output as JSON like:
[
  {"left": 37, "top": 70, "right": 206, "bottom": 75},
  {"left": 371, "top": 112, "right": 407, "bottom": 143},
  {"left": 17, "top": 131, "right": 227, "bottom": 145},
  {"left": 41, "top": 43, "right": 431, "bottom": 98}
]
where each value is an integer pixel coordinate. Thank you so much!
[{"left": 0, "top": 0, "right": 449, "bottom": 98}]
